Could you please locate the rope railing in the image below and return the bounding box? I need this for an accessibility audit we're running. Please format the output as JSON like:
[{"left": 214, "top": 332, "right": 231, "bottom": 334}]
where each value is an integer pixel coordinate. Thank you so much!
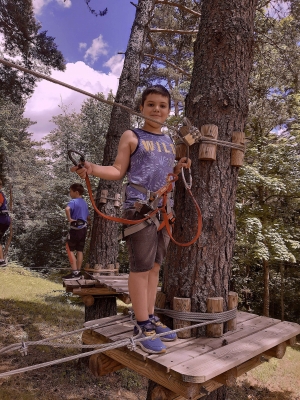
[{"left": 0, "top": 308, "right": 237, "bottom": 378}]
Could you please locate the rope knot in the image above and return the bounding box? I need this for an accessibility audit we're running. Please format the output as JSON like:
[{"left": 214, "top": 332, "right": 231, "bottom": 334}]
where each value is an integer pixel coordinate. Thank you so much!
[
  {"left": 127, "top": 337, "right": 136, "bottom": 352},
  {"left": 19, "top": 341, "right": 28, "bottom": 356}
]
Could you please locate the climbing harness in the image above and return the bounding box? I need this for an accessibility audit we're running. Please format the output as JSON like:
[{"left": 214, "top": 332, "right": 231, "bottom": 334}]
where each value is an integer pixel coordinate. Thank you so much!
[
  {"left": 69, "top": 219, "right": 87, "bottom": 229},
  {"left": 68, "top": 150, "right": 202, "bottom": 247}
]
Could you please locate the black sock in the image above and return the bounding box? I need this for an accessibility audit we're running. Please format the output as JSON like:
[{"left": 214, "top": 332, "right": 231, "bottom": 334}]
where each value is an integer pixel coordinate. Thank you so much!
[{"left": 137, "top": 319, "right": 150, "bottom": 326}]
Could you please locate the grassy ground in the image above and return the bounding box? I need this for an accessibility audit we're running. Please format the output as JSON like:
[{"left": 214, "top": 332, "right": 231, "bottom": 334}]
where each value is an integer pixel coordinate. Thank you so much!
[{"left": 0, "top": 263, "right": 299, "bottom": 400}]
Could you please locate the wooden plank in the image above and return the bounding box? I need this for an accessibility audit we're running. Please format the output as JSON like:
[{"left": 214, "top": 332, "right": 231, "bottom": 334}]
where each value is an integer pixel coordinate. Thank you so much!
[
  {"left": 84, "top": 314, "right": 130, "bottom": 327},
  {"left": 171, "top": 321, "right": 300, "bottom": 383},
  {"left": 148, "top": 315, "right": 280, "bottom": 369},
  {"left": 96, "top": 275, "right": 129, "bottom": 280},
  {"left": 63, "top": 280, "right": 81, "bottom": 289},
  {"left": 82, "top": 330, "right": 202, "bottom": 399},
  {"left": 93, "top": 320, "right": 133, "bottom": 338},
  {"left": 77, "top": 279, "right": 96, "bottom": 286},
  {"left": 73, "top": 288, "right": 121, "bottom": 296},
  {"left": 235, "top": 311, "right": 258, "bottom": 323}
]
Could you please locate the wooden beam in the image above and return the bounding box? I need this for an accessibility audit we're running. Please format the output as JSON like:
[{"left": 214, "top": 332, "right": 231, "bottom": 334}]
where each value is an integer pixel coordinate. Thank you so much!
[
  {"left": 206, "top": 297, "right": 223, "bottom": 338},
  {"left": 73, "top": 288, "right": 120, "bottom": 296},
  {"left": 89, "top": 353, "right": 124, "bottom": 377},
  {"left": 227, "top": 292, "right": 238, "bottom": 331},
  {"left": 264, "top": 342, "right": 287, "bottom": 359},
  {"left": 82, "top": 330, "right": 201, "bottom": 399}
]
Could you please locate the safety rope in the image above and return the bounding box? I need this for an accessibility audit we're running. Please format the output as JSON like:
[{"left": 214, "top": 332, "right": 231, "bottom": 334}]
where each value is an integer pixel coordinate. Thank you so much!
[
  {"left": 0, "top": 57, "right": 245, "bottom": 152},
  {"left": 0, "top": 308, "right": 237, "bottom": 378}
]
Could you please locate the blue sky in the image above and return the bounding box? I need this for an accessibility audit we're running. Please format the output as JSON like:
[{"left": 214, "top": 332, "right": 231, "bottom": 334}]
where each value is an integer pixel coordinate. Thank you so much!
[{"left": 24, "top": 0, "right": 136, "bottom": 140}]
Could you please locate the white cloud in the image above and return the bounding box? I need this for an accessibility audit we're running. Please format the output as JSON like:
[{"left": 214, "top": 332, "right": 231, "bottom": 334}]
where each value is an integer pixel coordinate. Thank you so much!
[
  {"left": 84, "top": 35, "right": 108, "bottom": 65},
  {"left": 56, "top": 0, "right": 72, "bottom": 8},
  {"left": 32, "top": 0, "right": 71, "bottom": 15},
  {"left": 24, "top": 61, "right": 121, "bottom": 141},
  {"left": 79, "top": 42, "right": 87, "bottom": 51},
  {"left": 104, "top": 54, "right": 124, "bottom": 77},
  {"left": 32, "top": 0, "right": 51, "bottom": 15}
]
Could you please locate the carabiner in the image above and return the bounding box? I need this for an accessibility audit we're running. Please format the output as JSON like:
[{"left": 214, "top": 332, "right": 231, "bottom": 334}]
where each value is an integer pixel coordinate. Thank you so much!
[
  {"left": 67, "top": 149, "right": 85, "bottom": 168},
  {"left": 181, "top": 167, "right": 192, "bottom": 190}
]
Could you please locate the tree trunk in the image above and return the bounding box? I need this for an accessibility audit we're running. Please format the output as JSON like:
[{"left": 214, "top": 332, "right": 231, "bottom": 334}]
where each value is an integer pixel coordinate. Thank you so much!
[
  {"left": 89, "top": 0, "right": 155, "bottom": 269},
  {"left": 162, "top": 1, "right": 258, "bottom": 399},
  {"left": 263, "top": 258, "right": 270, "bottom": 317},
  {"left": 84, "top": 297, "right": 117, "bottom": 322}
]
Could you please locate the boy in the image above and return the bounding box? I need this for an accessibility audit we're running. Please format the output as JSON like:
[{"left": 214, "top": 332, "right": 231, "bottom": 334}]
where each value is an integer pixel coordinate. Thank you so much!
[
  {"left": 62, "top": 183, "right": 90, "bottom": 281},
  {"left": 0, "top": 180, "right": 11, "bottom": 267},
  {"left": 72, "top": 85, "right": 190, "bottom": 353}
]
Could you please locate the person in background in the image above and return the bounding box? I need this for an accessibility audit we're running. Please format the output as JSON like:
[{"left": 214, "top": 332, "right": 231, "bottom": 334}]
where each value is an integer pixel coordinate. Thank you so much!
[
  {"left": 62, "top": 183, "right": 90, "bottom": 281},
  {"left": 0, "top": 179, "right": 11, "bottom": 267}
]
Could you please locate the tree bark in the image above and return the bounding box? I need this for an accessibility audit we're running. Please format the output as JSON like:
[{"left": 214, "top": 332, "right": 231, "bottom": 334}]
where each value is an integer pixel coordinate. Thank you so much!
[
  {"left": 163, "top": 1, "right": 258, "bottom": 399},
  {"left": 89, "top": 0, "right": 156, "bottom": 269},
  {"left": 84, "top": 297, "right": 117, "bottom": 322},
  {"left": 263, "top": 258, "right": 270, "bottom": 317}
]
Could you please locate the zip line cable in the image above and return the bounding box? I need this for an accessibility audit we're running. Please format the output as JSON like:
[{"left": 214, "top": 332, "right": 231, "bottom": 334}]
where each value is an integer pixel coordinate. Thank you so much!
[{"left": 0, "top": 57, "right": 245, "bottom": 152}]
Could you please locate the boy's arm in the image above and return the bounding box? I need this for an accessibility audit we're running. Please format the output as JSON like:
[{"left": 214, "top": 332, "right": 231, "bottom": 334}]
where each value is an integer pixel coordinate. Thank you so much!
[
  {"left": 65, "top": 206, "right": 75, "bottom": 223},
  {"left": 71, "top": 130, "right": 135, "bottom": 180}
]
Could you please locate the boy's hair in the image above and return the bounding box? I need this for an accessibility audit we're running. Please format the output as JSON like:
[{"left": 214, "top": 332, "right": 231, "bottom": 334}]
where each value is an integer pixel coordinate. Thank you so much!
[
  {"left": 0, "top": 179, "right": 2, "bottom": 186},
  {"left": 141, "top": 85, "right": 171, "bottom": 108},
  {"left": 70, "top": 183, "right": 85, "bottom": 195}
]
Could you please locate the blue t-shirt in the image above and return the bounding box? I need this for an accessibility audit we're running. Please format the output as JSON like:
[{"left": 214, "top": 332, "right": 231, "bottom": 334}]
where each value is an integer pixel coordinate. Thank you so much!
[
  {"left": 67, "top": 198, "right": 89, "bottom": 222},
  {"left": 124, "top": 128, "right": 176, "bottom": 209}
]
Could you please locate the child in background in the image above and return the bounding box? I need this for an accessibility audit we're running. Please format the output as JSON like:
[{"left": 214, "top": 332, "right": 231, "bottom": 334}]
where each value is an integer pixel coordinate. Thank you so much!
[
  {"left": 62, "top": 183, "right": 90, "bottom": 280},
  {"left": 0, "top": 179, "right": 11, "bottom": 267}
]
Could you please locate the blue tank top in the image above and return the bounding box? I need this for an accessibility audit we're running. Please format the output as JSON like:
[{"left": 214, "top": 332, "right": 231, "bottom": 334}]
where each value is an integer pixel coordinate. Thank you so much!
[{"left": 124, "top": 128, "right": 176, "bottom": 209}]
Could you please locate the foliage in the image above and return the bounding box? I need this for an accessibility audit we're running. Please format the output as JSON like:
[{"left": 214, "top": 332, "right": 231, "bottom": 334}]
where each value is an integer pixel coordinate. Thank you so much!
[{"left": 0, "top": 0, "right": 65, "bottom": 103}]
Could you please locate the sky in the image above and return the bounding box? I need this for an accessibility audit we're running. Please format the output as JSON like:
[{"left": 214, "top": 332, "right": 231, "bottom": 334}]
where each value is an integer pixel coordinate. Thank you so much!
[{"left": 24, "top": 0, "right": 136, "bottom": 141}]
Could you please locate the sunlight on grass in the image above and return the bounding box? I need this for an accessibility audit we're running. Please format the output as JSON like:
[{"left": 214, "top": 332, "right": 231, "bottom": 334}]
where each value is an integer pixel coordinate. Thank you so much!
[
  {"left": 0, "top": 263, "right": 63, "bottom": 302},
  {"left": 250, "top": 357, "right": 279, "bottom": 382}
]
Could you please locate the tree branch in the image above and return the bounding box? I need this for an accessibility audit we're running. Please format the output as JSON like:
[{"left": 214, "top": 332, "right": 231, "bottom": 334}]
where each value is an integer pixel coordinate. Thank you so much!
[
  {"left": 150, "top": 28, "right": 198, "bottom": 34},
  {"left": 144, "top": 53, "right": 191, "bottom": 77},
  {"left": 155, "top": 0, "right": 201, "bottom": 17}
]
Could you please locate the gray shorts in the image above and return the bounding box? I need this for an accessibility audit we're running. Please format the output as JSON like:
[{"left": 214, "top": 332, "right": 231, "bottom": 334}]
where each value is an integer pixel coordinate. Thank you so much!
[{"left": 122, "top": 209, "right": 170, "bottom": 272}]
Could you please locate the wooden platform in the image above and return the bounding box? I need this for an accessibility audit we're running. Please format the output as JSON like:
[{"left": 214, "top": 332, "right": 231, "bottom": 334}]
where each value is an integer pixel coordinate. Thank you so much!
[
  {"left": 63, "top": 274, "right": 132, "bottom": 303},
  {"left": 63, "top": 274, "right": 161, "bottom": 305},
  {"left": 82, "top": 311, "right": 300, "bottom": 400}
]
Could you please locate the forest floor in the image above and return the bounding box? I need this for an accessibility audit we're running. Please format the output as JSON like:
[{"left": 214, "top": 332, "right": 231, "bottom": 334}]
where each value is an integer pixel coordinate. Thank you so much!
[{"left": 0, "top": 263, "right": 299, "bottom": 400}]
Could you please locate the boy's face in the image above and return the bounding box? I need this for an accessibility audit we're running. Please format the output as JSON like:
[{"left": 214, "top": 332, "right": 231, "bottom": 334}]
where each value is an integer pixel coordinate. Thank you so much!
[{"left": 140, "top": 93, "right": 170, "bottom": 128}]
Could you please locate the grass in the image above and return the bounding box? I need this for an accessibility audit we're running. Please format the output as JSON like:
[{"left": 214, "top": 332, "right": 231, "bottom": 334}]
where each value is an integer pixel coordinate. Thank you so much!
[
  {"left": 0, "top": 263, "right": 299, "bottom": 400},
  {"left": 0, "top": 263, "right": 146, "bottom": 400}
]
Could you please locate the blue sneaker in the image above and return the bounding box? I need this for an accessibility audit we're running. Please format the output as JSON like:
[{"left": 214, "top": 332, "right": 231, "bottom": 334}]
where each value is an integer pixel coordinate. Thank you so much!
[
  {"left": 149, "top": 316, "right": 177, "bottom": 341},
  {"left": 133, "top": 322, "right": 166, "bottom": 354}
]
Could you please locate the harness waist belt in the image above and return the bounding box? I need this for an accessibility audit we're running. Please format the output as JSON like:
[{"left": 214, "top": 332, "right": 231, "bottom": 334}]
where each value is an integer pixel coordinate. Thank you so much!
[{"left": 70, "top": 219, "right": 87, "bottom": 230}]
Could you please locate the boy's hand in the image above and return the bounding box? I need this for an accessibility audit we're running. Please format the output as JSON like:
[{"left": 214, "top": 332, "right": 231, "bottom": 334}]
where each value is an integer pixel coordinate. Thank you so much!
[
  {"left": 70, "top": 161, "right": 93, "bottom": 179},
  {"left": 174, "top": 157, "right": 192, "bottom": 175}
]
